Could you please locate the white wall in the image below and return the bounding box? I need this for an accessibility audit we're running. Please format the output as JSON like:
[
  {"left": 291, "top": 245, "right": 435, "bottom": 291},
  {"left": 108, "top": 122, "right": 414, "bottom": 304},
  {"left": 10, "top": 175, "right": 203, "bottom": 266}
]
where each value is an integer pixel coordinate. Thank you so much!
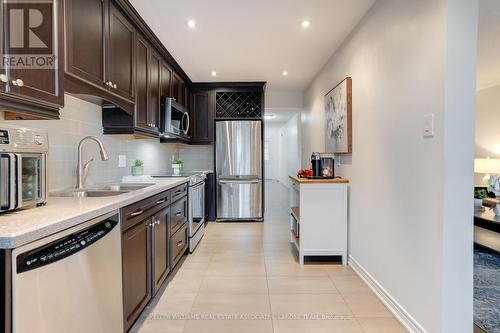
[
  {"left": 301, "top": 0, "right": 477, "bottom": 332},
  {"left": 0, "top": 94, "right": 180, "bottom": 192},
  {"left": 475, "top": 84, "right": 500, "bottom": 159},
  {"left": 475, "top": 84, "right": 500, "bottom": 184},
  {"left": 265, "top": 91, "right": 303, "bottom": 109},
  {"left": 277, "top": 114, "right": 300, "bottom": 186},
  {"left": 264, "top": 124, "right": 280, "bottom": 180},
  {"left": 264, "top": 114, "right": 300, "bottom": 185}
]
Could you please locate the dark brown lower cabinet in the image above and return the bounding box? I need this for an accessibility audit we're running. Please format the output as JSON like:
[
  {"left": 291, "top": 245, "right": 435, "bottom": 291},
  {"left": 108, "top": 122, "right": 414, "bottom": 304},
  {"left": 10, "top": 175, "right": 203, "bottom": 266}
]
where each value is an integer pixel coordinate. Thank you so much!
[
  {"left": 121, "top": 188, "right": 188, "bottom": 331},
  {"left": 152, "top": 208, "right": 170, "bottom": 294},
  {"left": 170, "top": 223, "right": 188, "bottom": 269},
  {"left": 122, "top": 218, "right": 151, "bottom": 332}
]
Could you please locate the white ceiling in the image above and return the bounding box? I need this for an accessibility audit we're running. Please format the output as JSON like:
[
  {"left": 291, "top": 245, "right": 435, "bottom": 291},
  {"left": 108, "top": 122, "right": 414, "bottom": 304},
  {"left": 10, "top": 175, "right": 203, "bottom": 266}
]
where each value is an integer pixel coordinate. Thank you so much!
[
  {"left": 129, "top": 0, "right": 375, "bottom": 91},
  {"left": 478, "top": 0, "right": 500, "bottom": 91}
]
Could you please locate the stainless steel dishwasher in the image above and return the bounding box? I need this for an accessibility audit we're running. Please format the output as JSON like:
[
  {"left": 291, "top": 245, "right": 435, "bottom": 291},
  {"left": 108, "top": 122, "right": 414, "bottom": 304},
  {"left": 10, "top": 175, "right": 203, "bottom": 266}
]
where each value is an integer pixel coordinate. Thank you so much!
[{"left": 11, "top": 211, "right": 123, "bottom": 333}]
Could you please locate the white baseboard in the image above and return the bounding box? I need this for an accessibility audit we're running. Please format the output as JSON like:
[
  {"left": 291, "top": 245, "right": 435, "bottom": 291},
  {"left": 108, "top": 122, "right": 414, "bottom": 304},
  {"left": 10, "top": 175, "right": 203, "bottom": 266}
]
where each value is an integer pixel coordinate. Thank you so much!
[{"left": 348, "top": 255, "right": 428, "bottom": 333}]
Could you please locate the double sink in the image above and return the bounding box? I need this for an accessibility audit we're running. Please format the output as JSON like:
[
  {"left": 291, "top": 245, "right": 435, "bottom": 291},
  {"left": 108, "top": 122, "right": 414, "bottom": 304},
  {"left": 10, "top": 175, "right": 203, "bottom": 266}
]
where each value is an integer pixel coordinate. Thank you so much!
[{"left": 55, "top": 183, "right": 155, "bottom": 197}]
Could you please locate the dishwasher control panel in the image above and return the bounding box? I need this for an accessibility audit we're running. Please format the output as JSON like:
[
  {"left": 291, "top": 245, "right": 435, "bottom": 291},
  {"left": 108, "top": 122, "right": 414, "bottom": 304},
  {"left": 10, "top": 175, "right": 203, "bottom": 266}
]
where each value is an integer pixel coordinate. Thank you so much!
[{"left": 16, "top": 216, "right": 118, "bottom": 273}]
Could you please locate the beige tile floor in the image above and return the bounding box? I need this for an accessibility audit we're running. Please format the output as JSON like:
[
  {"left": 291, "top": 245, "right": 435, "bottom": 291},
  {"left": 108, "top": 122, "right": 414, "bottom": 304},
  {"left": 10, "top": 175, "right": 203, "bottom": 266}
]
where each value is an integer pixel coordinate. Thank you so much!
[{"left": 137, "top": 181, "right": 407, "bottom": 333}]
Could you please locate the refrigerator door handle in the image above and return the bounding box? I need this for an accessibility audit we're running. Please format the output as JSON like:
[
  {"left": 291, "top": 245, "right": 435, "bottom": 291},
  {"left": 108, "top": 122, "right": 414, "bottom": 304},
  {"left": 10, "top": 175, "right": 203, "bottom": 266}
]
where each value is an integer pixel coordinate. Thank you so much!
[{"left": 219, "top": 179, "right": 260, "bottom": 185}]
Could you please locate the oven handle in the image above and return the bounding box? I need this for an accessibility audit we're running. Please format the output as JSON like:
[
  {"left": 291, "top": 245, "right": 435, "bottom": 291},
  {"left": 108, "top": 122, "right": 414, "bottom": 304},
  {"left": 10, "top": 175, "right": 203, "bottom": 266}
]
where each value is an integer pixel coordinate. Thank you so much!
[
  {"left": 15, "top": 154, "right": 22, "bottom": 209},
  {"left": 0, "top": 153, "right": 17, "bottom": 210},
  {"left": 190, "top": 181, "right": 205, "bottom": 192}
]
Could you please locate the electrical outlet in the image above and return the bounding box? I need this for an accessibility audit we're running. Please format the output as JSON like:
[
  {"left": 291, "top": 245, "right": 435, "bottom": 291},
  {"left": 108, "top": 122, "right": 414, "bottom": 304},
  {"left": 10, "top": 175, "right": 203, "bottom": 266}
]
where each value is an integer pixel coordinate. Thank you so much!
[{"left": 118, "top": 155, "right": 126, "bottom": 168}]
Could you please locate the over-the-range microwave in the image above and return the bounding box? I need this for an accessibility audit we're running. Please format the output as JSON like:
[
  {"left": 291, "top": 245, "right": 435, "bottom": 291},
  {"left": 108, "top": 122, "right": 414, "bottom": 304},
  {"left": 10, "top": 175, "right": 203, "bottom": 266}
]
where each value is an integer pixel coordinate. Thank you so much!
[{"left": 160, "top": 97, "right": 190, "bottom": 140}]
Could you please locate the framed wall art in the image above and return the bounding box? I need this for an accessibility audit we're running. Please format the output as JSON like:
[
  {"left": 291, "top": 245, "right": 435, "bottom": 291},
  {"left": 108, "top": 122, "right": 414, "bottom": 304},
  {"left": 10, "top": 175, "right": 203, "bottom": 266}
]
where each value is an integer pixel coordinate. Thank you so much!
[{"left": 324, "top": 77, "right": 352, "bottom": 154}]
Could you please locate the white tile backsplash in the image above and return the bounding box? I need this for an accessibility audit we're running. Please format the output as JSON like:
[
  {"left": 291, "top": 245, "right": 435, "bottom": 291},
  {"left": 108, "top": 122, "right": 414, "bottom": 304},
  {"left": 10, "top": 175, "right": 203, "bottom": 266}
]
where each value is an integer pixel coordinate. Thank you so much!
[
  {"left": 0, "top": 94, "right": 181, "bottom": 192},
  {"left": 178, "top": 144, "right": 214, "bottom": 171}
]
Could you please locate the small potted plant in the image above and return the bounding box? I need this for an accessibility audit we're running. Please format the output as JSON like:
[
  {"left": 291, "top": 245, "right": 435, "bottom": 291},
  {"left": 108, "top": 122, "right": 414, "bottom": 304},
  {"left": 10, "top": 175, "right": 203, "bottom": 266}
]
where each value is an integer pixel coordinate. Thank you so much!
[
  {"left": 132, "top": 159, "right": 144, "bottom": 176},
  {"left": 474, "top": 189, "right": 488, "bottom": 207},
  {"left": 172, "top": 158, "right": 183, "bottom": 176}
]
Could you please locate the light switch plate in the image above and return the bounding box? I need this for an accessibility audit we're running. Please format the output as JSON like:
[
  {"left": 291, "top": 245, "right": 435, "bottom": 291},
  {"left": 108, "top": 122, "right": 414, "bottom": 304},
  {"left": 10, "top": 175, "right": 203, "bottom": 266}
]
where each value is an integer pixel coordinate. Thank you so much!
[
  {"left": 423, "top": 114, "right": 434, "bottom": 138},
  {"left": 118, "top": 155, "right": 126, "bottom": 168}
]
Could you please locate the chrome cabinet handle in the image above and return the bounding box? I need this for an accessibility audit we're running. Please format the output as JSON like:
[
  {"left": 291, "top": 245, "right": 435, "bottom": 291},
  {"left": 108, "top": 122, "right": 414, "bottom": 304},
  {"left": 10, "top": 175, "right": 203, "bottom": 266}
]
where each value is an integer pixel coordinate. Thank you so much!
[
  {"left": 131, "top": 209, "right": 144, "bottom": 217},
  {"left": 177, "top": 240, "right": 183, "bottom": 247},
  {"left": 156, "top": 198, "right": 166, "bottom": 204},
  {"left": 175, "top": 212, "right": 182, "bottom": 217},
  {"left": 174, "top": 190, "right": 182, "bottom": 195},
  {"left": 113, "top": 83, "right": 117, "bottom": 89},
  {"left": 0, "top": 74, "right": 8, "bottom": 83},
  {"left": 12, "top": 79, "right": 24, "bottom": 87}
]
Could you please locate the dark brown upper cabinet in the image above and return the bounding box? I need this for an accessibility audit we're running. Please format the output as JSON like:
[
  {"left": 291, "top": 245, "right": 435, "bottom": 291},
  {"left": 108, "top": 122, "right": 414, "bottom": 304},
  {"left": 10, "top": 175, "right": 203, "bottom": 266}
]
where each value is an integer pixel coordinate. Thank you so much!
[
  {"left": 64, "top": 0, "right": 106, "bottom": 90},
  {"left": 134, "top": 35, "right": 149, "bottom": 131},
  {"left": 191, "top": 89, "right": 214, "bottom": 144},
  {"left": 171, "top": 72, "right": 187, "bottom": 107},
  {"left": 160, "top": 61, "right": 172, "bottom": 99},
  {"left": 64, "top": 0, "right": 135, "bottom": 113},
  {"left": 108, "top": 1, "right": 135, "bottom": 102},
  {"left": 148, "top": 49, "right": 161, "bottom": 132},
  {"left": 133, "top": 35, "right": 160, "bottom": 135},
  {"left": 0, "top": 0, "right": 64, "bottom": 119}
]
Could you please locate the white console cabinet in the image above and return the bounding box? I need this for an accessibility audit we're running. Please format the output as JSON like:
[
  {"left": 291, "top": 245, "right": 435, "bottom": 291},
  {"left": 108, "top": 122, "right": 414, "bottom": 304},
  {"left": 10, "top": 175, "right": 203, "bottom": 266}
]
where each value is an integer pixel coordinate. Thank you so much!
[{"left": 289, "top": 176, "right": 349, "bottom": 265}]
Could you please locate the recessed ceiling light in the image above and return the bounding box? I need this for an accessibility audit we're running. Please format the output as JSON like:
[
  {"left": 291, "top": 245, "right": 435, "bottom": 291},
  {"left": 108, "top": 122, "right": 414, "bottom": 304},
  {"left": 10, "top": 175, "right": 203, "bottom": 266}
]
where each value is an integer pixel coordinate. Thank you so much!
[
  {"left": 187, "top": 20, "right": 196, "bottom": 29},
  {"left": 211, "top": 71, "right": 217, "bottom": 77},
  {"left": 282, "top": 71, "right": 288, "bottom": 76},
  {"left": 301, "top": 20, "right": 311, "bottom": 29},
  {"left": 264, "top": 114, "right": 275, "bottom": 120}
]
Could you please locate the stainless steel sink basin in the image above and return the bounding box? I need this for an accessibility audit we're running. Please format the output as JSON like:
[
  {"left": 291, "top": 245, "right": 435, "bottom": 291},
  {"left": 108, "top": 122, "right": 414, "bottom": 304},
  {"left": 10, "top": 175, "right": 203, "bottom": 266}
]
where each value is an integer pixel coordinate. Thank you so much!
[{"left": 53, "top": 183, "right": 154, "bottom": 198}]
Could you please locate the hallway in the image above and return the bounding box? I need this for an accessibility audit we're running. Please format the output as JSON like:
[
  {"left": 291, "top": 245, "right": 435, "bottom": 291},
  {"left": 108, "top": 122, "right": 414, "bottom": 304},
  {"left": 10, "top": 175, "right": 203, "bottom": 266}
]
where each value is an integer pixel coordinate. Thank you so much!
[{"left": 136, "top": 181, "right": 406, "bottom": 333}]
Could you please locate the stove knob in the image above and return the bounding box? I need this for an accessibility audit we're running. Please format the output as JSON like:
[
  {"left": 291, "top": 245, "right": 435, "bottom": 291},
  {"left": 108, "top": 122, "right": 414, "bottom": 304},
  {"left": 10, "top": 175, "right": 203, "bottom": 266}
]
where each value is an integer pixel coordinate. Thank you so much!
[{"left": 33, "top": 134, "right": 45, "bottom": 145}]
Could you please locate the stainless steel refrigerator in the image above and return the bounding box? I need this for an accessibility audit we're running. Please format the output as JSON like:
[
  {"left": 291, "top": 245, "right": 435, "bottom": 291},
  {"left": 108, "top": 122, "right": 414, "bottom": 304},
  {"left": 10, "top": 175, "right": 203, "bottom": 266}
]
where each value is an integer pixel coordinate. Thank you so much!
[{"left": 215, "top": 120, "right": 263, "bottom": 221}]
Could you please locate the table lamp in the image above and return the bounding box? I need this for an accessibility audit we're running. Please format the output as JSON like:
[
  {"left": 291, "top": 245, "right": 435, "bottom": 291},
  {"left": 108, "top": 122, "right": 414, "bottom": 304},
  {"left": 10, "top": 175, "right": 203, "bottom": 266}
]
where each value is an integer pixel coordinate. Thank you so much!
[{"left": 474, "top": 158, "right": 500, "bottom": 196}]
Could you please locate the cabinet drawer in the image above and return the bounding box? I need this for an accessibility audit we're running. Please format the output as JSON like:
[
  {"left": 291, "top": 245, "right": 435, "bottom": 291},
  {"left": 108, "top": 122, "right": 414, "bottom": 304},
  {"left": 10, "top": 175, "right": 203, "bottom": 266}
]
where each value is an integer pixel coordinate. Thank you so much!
[
  {"left": 171, "top": 183, "right": 187, "bottom": 203},
  {"left": 170, "top": 223, "right": 188, "bottom": 268},
  {"left": 122, "top": 190, "right": 170, "bottom": 231},
  {"left": 170, "top": 197, "right": 188, "bottom": 235}
]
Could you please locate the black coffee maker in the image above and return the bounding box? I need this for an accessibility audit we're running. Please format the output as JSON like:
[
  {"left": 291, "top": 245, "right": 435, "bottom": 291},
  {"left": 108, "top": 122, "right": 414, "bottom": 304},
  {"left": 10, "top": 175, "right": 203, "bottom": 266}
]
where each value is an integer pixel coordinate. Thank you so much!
[
  {"left": 311, "top": 152, "right": 322, "bottom": 177},
  {"left": 310, "top": 152, "right": 335, "bottom": 179}
]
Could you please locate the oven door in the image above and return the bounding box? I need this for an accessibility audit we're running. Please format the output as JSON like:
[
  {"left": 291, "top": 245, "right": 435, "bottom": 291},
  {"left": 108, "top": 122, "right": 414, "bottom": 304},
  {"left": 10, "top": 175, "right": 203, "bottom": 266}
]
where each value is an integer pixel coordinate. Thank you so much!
[
  {"left": 16, "top": 153, "right": 46, "bottom": 208},
  {"left": 189, "top": 181, "right": 205, "bottom": 237},
  {"left": 0, "top": 153, "right": 17, "bottom": 211}
]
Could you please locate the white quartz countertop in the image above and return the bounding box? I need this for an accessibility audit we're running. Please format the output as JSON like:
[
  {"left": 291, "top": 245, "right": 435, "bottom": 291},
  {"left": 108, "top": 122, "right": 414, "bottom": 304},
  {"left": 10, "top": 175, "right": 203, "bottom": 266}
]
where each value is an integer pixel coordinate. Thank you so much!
[{"left": 0, "top": 178, "right": 189, "bottom": 249}]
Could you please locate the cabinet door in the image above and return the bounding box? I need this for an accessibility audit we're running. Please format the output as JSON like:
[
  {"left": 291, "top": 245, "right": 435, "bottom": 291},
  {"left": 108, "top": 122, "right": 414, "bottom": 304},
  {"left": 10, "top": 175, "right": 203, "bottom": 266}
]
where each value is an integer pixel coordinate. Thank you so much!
[
  {"left": 135, "top": 35, "right": 149, "bottom": 131},
  {"left": 178, "top": 79, "right": 186, "bottom": 107},
  {"left": 192, "top": 90, "right": 214, "bottom": 143},
  {"left": 2, "top": 0, "right": 63, "bottom": 106},
  {"left": 171, "top": 73, "right": 180, "bottom": 103},
  {"left": 152, "top": 208, "right": 170, "bottom": 294},
  {"left": 108, "top": 2, "right": 135, "bottom": 102},
  {"left": 65, "top": 0, "right": 106, "bottom": 90},
  {"left": 160, "top": 61, "right": 172, "bottom": 99},
  {"left": 148, "top": 49, "right": 161, "bottom": 131},
  {"left": 122, "top": 219, "right": 152, "bottom": 332}
]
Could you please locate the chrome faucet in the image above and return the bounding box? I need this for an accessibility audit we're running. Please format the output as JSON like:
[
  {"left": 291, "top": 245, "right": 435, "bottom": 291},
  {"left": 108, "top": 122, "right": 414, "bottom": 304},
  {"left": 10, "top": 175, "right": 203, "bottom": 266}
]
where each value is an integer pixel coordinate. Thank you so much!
[{"left": 76, "top": 136, "right": 109, "bottom": 189}]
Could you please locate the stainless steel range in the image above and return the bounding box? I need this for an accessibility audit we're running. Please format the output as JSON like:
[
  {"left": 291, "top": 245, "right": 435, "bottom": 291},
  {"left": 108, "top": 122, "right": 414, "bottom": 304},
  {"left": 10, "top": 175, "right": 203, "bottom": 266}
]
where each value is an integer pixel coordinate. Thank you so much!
[{"left": 153, "top": 172, "right": 206, "bottom": 252}]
